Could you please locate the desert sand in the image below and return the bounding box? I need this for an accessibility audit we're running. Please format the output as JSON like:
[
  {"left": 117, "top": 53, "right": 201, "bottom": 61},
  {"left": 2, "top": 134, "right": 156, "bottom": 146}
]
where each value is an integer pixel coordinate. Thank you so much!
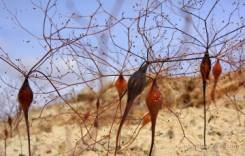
[{"left": 0, "top": 71, "right": 244, "bottom": 156}]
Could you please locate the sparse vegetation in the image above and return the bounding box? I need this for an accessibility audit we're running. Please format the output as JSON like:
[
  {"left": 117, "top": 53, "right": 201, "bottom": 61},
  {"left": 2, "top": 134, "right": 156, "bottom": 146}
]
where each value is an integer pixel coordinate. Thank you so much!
[{"left": 0, "top": 0, "right": 244, "bottom": 155}]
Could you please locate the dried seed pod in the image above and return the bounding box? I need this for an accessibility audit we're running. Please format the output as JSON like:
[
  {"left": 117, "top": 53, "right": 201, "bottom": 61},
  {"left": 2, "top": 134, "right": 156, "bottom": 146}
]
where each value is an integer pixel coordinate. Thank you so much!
[
  {"left": 146, "top": 79, "right": 163, "bottom": 156},
  {"left": 200, "top": 51, "right": 211, "bottom": 150},
  {"left": 18, "top": 77, "right": 33, "bottom": 156},
  {"left": 211, "top": 59, "right": 222, "bottom": 101},
  {"left": 200, "top": 51, "right": 211, "bottom": 82},
  {"left": 18, "top": 78, "right": 33, "bottom": 113},
  {"left": 115, "top": 74, "right": 127, "bottom": 99},
  {"left": 115, "top": 74, "right": 127, "bottom": 117},
  {"left": 212, "top": 59, "right": 222, "bottom": 80}
]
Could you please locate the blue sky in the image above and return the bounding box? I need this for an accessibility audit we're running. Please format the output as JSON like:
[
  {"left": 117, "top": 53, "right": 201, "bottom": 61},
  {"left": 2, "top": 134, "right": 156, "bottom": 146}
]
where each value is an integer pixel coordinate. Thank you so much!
[
  {"left": 0, "top": 0, "right": 138, "bottom": 72},
  {"left": 1, "top": 0, "right": 243, "bottom": 60},
  {"left": 0, "top": 0, "right": 244, "bottom": 116},
  {"left": 0, "top": 0, "right": 244, "bottom": 81}
]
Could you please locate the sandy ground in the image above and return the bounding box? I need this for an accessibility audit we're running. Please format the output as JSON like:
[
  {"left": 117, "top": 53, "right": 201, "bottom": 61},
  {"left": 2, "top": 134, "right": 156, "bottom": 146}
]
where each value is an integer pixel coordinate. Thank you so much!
[{"left": 0, "top": 73, "right": 245, "bottom": 156}]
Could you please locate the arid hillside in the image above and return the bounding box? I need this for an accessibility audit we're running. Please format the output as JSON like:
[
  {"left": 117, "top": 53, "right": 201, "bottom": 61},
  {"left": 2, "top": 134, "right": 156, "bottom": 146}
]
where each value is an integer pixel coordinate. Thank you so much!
[{"left": 0, "top": 70, "right": 245, "bottom": 156}]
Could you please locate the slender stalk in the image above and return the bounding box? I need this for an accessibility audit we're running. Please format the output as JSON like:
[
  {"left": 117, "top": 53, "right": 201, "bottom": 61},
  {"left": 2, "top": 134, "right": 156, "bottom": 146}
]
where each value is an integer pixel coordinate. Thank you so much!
[
  {"left": 24, "top": 112, "right": 31, "bottom": 156},
  {"left": 203, "top": 80, "right": 207, "bottom": 149}
]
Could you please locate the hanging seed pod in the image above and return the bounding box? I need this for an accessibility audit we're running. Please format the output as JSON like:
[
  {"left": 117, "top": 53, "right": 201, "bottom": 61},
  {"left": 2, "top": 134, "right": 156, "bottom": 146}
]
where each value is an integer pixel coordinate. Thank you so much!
[
  {"left": 141, "top": 112, "right": 151, "bottom": 127},
  {"left": 211, "top": 59, "right": 222, "bottom": 101},
  {"left": 18, "top": 78, "right": 33, "bottom": 113},
  {"left": 18, "top": 77, "right": 33, "bottom": 156},
  {"left": 200, "top": 51, "right": 211, "bottom": 81},
  {"left": 200, "top": 51, "right": 211, "bottom": 150},
  {"left": 146, "top": 79, "right": 163, "bottom": 156},
  {"left": 212, "top": 59, "right": 222, "bottom": 80},
  {"left": 115, "top": 73, "right": 127, "bottom": 117},
  {"left": 115, "top": 74, "right": 127, "bottom": 99}
]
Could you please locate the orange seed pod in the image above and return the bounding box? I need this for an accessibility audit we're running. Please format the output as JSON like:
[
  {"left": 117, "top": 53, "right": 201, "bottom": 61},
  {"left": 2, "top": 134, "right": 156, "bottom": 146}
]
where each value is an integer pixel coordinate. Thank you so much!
[{"left": 115, "top": 74, "right": 127, "bottom": 99}]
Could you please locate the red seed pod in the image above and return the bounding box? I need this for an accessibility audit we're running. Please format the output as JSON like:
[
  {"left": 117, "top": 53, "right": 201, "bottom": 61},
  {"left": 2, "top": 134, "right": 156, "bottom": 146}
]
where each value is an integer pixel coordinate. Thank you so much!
[
  {"left": 18, "top": 77, "right": 33, "bottom": 156},
  {"left": 200, "top": 51, "right": 211, "bottom": 149},
  {"left": 18, "top": 78, "right": 33, "bottom": 113},
  {"left": 115, "top": 74, "right": 127, "bottom": 117},
  {"left": 211, "top": 59, "right": 222, "bottom": 101},
  {"left": 200, "top": 51, "right": 211, "bottom": 81},
  {"left": 145, "top": 79, "right": 163, "bottom": 156},
  {"left": 212, "top": 59, "right": 222, "bottom": 80},
  {"left": 146, "top": 80, "right": 163, "bottom": 111},
  {"left": 115, "top": 74, "right": 127, "bottom": 99}
]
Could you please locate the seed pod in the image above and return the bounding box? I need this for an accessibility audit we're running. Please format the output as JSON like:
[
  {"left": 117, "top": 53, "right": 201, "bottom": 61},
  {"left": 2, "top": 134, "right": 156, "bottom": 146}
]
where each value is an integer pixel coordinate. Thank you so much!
[
  {"left": 211, "top": 59, "right": 222, "bottom": 101},
  {"left": 212, "top": 59, "right": 222, "bottom": 80},
  {"left": 115, "top": 74, "right": 127, "bottom": 117},
  {"left": 18, "top": 78, "right": 33, "bottom": 113},
  {"left": 18, "top": 77, "right": 33, "bottom": 156},
  {"left": 200, "top": 51, "right": 211, "bottom": 81},
  {"left": 199, "top": 51, "right": 211, "bottom": 150},
  {"left": 115, "top": 74, "right": 127, "bottom": 99},
  {"left": 146, "top": 79, "right": 163, "bottom": 156}
]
